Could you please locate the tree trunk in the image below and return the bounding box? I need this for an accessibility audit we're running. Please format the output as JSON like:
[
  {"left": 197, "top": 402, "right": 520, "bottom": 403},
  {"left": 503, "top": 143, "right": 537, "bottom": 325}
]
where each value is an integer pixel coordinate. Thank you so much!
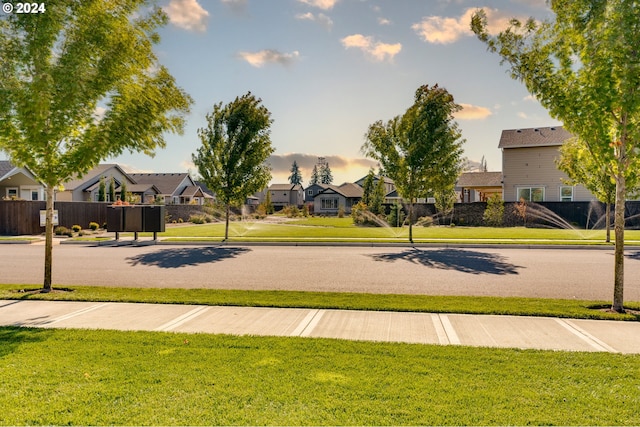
[
  {"left": 224, "top": 203, "right": 230, "bottom": 241},
  {"left": 408, "top": 202, "right": 414, "bottom": 243},
  {"left": 605, "top": 202, "right": 611, "bottom": 243},
  {"left": 43, "top": 186, "right": 55, "bottom": 292},
  {"left": 612, "top": 174, "right": 625, "bottom": 312}
]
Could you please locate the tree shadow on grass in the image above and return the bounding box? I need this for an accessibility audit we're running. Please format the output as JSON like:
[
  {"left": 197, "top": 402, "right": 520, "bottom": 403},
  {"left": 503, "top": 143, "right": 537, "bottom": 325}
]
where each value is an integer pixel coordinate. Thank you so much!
[
  {"left": 126, "top": 246, "right": 251, "bottom": 268},
  {"left": 369, "top": 248, "right": 521, "bottom": 275},
  {"left": 0, "top": 326, "right": 53, "bottom": 359}
]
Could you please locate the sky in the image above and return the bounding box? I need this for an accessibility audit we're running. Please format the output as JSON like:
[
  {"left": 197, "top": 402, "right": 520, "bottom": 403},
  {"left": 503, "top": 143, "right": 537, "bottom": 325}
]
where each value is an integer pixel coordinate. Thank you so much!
[{"left": 108, "top": 0, "right": 562, "bottom": 185}]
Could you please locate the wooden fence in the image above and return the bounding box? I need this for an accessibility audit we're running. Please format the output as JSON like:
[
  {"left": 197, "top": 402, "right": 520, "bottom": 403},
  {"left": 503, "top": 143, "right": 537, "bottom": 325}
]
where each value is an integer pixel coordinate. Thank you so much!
[{"left": 0, "top": 201, "right": 110, "bottom": 235}]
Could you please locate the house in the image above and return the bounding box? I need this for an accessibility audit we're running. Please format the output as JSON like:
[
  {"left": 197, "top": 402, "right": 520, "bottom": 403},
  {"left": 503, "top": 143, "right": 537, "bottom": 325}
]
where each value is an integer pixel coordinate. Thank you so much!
[
  {"left": 56, "top": 164, "right": 159, "bottom": 203},
  {"left": 354, "top": 175, "right": 396, "bottom": 196},
  {"left": 499, "top": 126, "right": 595, "bottom": 202},
  {"left": 313, "top": 182, "right": 363, "bottom": 214},
  {"left": 267, "top": 184, "right": 304, "bottom": 208},
  {"left": 457, "top": 172, "right": 503, "bottom": 202},
  {"left": 129, "top": 173, "right": 208, "bottom": 205},
  {"left": 0, "top": 160, "right": 45, "bottom": 201},
  {"left": 304, "top": 183, "right": 329, "bottom": 203}
]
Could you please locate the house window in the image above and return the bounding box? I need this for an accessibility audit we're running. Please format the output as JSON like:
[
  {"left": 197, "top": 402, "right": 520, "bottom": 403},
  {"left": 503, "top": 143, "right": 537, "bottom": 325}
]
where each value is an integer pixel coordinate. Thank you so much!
[
  {"left": 560, "top": 186, "right": 573, "bottom": 202},
  {"left": 6, "top": 188, "right": 18, "bottom": 199},
  {"left": 517, "top": 187, "right": 544, "bottom": 202},
  {"left": 31, "top": 191, "right": 39, "bottom": 201},
  {"left": 308, "top": 190, "right": 313, "bottom": 195},
  {"left": 321, "top": 198, "right": 339, "bottom": 209}
]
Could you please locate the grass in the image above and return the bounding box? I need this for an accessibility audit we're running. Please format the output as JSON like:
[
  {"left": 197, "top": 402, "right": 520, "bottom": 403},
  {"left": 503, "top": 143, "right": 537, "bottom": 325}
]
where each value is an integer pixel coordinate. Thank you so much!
[
  {"left": 97, "top": 219, "right": 640, "bottom": 244},
  {"left": 1, "top": 327, "right": 639, "bottom": 425},
  {"left": 2, "top": 284, "right": 639, "bottom": 321}
]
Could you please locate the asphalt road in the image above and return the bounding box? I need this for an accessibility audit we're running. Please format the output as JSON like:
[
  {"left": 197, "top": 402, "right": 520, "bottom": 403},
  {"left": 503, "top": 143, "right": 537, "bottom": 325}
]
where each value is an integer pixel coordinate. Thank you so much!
[{"left": 2, "top": 243, "right": 640, "bottom": 301}]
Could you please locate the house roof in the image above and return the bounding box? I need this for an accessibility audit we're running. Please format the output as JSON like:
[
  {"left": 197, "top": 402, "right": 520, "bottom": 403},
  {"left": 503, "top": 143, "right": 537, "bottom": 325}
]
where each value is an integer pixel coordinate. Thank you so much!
[
  {"left": 129, "top": 173, "right": 192, "bottom": 195},
  {"left": 62, "top": 164, "right": 133, "bottom": 191},
  {"left": 0, "top": 160, "right": 15, "bottom": 179},
  {"left": 269, "top": 183, "right": 303, "bottom": 191},
  {"left": 355, "top": 175, "right": 394, "bottom": 185},
  {"left": 498, "top": 126, "right": 574, "bottom": 149},
  {"left": 180, "top": 185, "right": 205, "bottom": 198},
  {"left": 316, "top": 182, "right": 364, "bottom": 199},
  {"left": 457, "top": 172, "right": 502, "bottom": 188},
  {"left": 195, "top": 181, "right": 216, "bottom": 197}
]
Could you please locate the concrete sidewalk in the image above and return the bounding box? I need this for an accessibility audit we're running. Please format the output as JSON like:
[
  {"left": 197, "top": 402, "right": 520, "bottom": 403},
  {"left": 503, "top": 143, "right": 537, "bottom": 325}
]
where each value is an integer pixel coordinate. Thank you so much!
[{"left": 2, "top": 299, "right": 640, "bottom": 354}]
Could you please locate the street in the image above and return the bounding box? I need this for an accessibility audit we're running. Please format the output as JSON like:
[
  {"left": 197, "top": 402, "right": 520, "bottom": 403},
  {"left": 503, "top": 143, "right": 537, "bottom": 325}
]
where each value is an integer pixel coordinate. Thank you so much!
[{"left": 2, "top": 243, "right": 640, "bottom": 301}]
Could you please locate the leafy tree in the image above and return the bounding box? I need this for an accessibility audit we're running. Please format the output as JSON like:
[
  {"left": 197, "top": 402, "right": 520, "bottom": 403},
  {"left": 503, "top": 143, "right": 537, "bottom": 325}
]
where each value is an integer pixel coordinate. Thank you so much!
[
  {"left": 557, "top": 138, "right": 616, "bottom": 242},
  {"left": 108, "top": 177, "right": 116, "bottom": 203},
  {"left": 370, "top": 174, "right": 386, "bottom": 215},
  {"left": 119, "top": 180, "right": 128, "bottom": 203},
  {"left": 310, "top": 165, "right": 320, "bottom": 185},
  {"left": 434, "top": 186, "right": 457, "bottom": 225},
  {"left": 0, "top": 1, "right": 192, "bottom": 291},
  {"left": 361, "top": 169, "right": 375, "bottom": 206},
  {"left": 472, "top": 1, "right": 640, "bottom": 312},
  {"left": 193, "top": 92, "right": 275, "bottom": 240},
  {"left": 362, "top": 84, "right": 465, "bottom": 242},
  {"left": 288, "top": 161, "right": 303, "bottom": 185},
  {"left": 262, "top": 189, "right": 274, "bottom": 215},
  {"left": 98, "top": 177, "right": 106, "bottom": 202},
  {"left": 483, "top": 193, "right": 504, "bottom": 227}
]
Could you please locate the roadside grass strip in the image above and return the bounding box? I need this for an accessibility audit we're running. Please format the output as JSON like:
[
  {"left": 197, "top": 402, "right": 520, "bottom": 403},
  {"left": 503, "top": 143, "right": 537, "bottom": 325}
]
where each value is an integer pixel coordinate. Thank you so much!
[
  {"left": 1, "top": 327, "right": 639, "bottom": 425},
  {"left": 1, "top": 285, "right": 639, "bottom": 321}
]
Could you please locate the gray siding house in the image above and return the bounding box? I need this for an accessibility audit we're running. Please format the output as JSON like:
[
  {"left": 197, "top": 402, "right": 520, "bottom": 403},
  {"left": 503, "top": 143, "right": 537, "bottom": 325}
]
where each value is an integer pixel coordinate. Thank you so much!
[
  {"left": 0, "top": 161, "right": 45, "bottom": 201},
  {"left": 268, "top": 184, "right": 304, "bottom": 208},
  {"left": 500, "top": 126, "right": 595, "bottom": 202},
  {"left": 129, "top": 173, "right": 207, "bottom": 205},
  {"left": 56, "top": 164, "right": 153, "bottom": 202},
  {"left": 313, "top": 183, "right": 363, "bottom": 214}
]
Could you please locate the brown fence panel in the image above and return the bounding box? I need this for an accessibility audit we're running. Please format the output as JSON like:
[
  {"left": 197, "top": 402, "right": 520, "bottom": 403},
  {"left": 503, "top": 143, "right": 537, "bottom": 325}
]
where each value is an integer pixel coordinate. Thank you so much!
[{"left": 0, "top": 201, "right": 110, "bottom": 235}]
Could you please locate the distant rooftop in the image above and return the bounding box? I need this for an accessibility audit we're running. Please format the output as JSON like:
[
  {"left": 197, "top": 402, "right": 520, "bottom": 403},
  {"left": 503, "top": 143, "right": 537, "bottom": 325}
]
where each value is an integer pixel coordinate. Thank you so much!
[{"left": 498, "top": 126, "right": 573, "bottom": 149}]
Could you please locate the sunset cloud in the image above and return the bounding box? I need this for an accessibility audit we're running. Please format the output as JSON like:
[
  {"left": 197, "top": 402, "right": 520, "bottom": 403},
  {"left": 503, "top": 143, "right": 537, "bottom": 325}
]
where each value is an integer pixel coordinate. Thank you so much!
[
  {"left": 412, "top": 8, "right": 526, "bottom": 44},
  {"left": 295, "top": 12, "right": 333, "bottom": 30},
  {"left": 297, "top": 0, "right": 339, "bottom": 10},
  {"left": 164, "top": 0, "right": 209, "bottom": 32},
  {"left": 454, "top": 103, "right": 493, "bottom": 120},
  {"left": 341, "top": 34, "right": 402, "bottom": 62},
  {"left": 237, "top": 49, "right": 300, "bottom": 68}
]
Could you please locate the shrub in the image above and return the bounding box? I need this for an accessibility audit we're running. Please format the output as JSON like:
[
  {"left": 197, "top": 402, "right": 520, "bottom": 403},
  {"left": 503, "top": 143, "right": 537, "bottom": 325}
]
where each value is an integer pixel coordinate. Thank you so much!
[
  {"left": 483, "top": 194, "right": 505, "bottom": 227},
  {"left": 337, "top": 205, "right": 345, "bottom": 218},
  {"left": 71, "top": 224, "right": 81, "bottom": 232},
  {"left": 416, "top": 216, "right": 434, "bottom": 227},
  {"left": 89, "top": 222, "right": 99, "bottom": 231},
  {"left": 189, "top": 215, "right": 206, "bottom": 224},
  {"left": 282, "top": 205, "right": 300, "bottom": 218},
  {"left": 54, "top": 226, "right": 68, "bottom": 236}
]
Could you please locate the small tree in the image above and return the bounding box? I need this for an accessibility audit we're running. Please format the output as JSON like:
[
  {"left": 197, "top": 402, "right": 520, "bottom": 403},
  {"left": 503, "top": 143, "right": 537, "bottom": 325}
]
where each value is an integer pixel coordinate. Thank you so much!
[
  {"left": 262, "top": 189, "right": 274, "bottom": 215},
  {"left": 193, "top": 92, "right": 275, "bottom": 240},
  {"left": 361, "top": 169, "right": 375, "bottom": 206},
  {"left": 310, "top": 165, "right": 320, "bottom": 185},
  {"left": 288, "top": 161, "right": 303, "bottom": 186},
  {"left": 108, "top": 177, "right": 116, "bottom": 203},
  {"left": 434, "top": 186, "right": 457, "bottom": 225},
  {"left": 483, "top": 194, "right": 504, "bottom": 227},
  {"left": 98, "top": 177, "right": 106, "bottom": 202},
  {"left": 119, "top": 180, "right": 128, "bottom": 202},
  {"left": 370, "top": 175, "right": 386, "bottom": 215}
]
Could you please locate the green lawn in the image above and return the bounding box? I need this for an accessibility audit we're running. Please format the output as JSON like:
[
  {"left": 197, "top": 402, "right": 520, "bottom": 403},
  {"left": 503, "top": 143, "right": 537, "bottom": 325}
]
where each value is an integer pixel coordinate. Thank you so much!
[
  {"left": 1, "top": 327, "right": 639, "bottom": 426},
  {"left": 2, "top": 285, "right": 639, "bottom": 321}
]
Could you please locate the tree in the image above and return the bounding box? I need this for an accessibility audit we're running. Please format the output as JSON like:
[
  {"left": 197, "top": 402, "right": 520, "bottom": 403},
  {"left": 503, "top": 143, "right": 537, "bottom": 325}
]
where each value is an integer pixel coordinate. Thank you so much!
[
  {"left": 483, "top": 193, "right": 505, "bottom": 227},
  {"left": 361, "top": 168, "right": 375, "bottom": 206},
  {"left": 310, "top": 165, "right": 320, "bottom": 185},
  {"left": 98, "top": 177, "right": 106, "bottom": 202},
  {"left": 0, "top": 1, "right": 192, "bottom": 291},
  {"left": 362, "top": 84, "right": 465, "bottom": 243},
  {"left": 119, "top": 180, "right": 128, "bottom": 203},
  {"left": 557, "top": 138, "right": 616, "bottom": 242},
  {"left": 289, "top": 161, "right": 303, "bottom": 185},
  {"left": 320, "top": 162, "right": 333, "bottom": 185},
  {"left": 370, "top": 175, "right": 386, "bottom": 215},
  {"left": 193, "top": 92, "right": 275, "bottom": 240},
  {"left": 109, "top": 177, "right": 116, "bottom": 203},
  {"left": 472, "top": 1, "right": 640, "bottom": 312},
  {"left": 434, "top": 186, "right": 457, "bottom": 225}
]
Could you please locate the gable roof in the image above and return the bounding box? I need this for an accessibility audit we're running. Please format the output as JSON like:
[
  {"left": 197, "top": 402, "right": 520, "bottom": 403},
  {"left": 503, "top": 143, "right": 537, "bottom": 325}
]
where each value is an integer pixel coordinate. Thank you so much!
[
  {"left": 498, "top": 126, "right": 574, "bottom": 149},
  {"left": 269, "top": 183, "right": 303, "bottom": 191},
  {"left": 457, "top": 172, "right": 502, "bottom": 188},
  {"left": 315, "top": 182, "right": 363, "bottom": 198},
  {"left": 0, "top": 160, "right": 14, "bottom": 179},
  {"left": 129, "top": 173, "right": 193, "bottom": 195},
  {"left": 61, "top": 164, "right": 133, "bottom": 191}
]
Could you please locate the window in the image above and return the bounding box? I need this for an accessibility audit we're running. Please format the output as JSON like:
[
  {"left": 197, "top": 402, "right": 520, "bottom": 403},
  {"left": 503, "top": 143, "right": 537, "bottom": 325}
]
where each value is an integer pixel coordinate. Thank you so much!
[
  {"left": 321, "top": 198, "right": 339, "bottom": 209},
  {"left": 517, "top": 187, "right": 544, "bottom": 202},
  {"left": 560, "top": 186, "right": 573, "bottom": 202},
  {"left": 6, "top": 188, "right": 18, "bottom": 199},
  {"left": 308, "top": 190, "right": 313, "bottom": 195}
]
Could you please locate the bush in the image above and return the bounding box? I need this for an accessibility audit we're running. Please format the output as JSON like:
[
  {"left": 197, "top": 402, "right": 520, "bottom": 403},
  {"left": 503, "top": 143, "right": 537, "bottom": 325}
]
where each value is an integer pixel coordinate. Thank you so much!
[
  {"left": 189, "top": 215, "right": 206, "bottom": 224},
  {"left": 483, "top": 194, "right": 505, "bottom": 227},
  {"left": 89, "top": 222, "right": 99, "bottom": 231},
  {"left": 54, "top": 226, "right": 68, "bottom": 236},
  {"left": 72, "top": 224, "right": 81, "bottom": 232},
  {"left": 416, "top": 216, "right": 434, "bottom": 227},
  {"left": 338, "top": 205, "right": 345, "bottom": 218},
  {"left": 282, "top": 205, "right": 300, "bottom": 218}
]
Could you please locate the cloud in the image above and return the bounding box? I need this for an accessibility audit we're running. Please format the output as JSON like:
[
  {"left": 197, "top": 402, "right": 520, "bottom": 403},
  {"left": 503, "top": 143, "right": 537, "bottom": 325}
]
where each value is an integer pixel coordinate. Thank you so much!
[
  {"left": 221, "top": 0, "right": 247, "bottom": 14},
  {"left": 267, "top": 153, "right": 378, "bottom": 184},
  {"left": 454, "top": 103, "right": 493, "bottom": 120},
  {"left": 412, "top": 7, "right": 525, "bottom": 44},
  {"left": 297, "top": 0, "right": 339, "bottom": 10},
  {"left": 341, "top": 34, "right": 402, "bottom": 62},
  {"left": 295, "top": 12, "right": 333, "bottom": 30},
  {"left": 164, "top": 0, "right": 209, "bottom": 32},
  {"left": 378, "top": 17, "right": 392, "bottom": 26},
  {"left": 237, "top": 49, "right": 300, "bottom": 68}
]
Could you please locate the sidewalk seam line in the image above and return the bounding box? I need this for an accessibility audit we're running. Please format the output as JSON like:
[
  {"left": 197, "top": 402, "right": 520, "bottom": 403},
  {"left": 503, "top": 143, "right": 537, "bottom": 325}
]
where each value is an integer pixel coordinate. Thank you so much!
[
  {"left": 155, "top": 306, "right": 210, "bottom": 332},
  {"left": 431, "top": 314, "right": 449, "bottom": 345},
  {"left": 44, "top": 302, "right": 111, "bottom": 326},
  {"left": 438, "top": 314, "right": 461, "bottom": 345},
  {"left": 296, "top": 309, "right": 324, "bottom": 337},
  {"left": 555, "top": 319, "right": 618, "bottom": 353}
]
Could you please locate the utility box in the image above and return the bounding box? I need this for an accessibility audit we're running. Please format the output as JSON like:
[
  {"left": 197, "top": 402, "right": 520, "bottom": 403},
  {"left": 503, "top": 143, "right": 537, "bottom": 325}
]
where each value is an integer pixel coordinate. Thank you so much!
[
  {"left": 106, "top": 205, "right": 165, "bottom": 233},
  {"left": 142, "top": 205, "right": 165, "bottom": 232},
  {"left": 106, "top": 206, "right": 124, "bottom": 232},
  {"left": 123, "top": 205, "right": 143, "bottom": 232}
]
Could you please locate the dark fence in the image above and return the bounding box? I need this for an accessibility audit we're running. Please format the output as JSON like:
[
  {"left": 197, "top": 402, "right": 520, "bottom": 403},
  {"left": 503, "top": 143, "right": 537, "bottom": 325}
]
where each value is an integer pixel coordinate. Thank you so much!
[{"left": 0, "top": 201, "right": 110, "bottom": 235}]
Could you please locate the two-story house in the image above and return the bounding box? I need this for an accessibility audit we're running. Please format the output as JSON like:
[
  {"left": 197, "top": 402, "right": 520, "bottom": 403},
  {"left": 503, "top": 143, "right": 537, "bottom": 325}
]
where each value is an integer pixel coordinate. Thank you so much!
[
  {"left": 267, "top": 184, "right": 304, "bottom": 208},
  {"left": 499, "top": 126, "right": 595, "bottom": 202}
]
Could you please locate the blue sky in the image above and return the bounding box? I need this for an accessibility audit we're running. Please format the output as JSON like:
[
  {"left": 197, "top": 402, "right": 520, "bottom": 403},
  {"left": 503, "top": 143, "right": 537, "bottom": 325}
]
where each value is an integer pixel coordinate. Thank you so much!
[{"left": 109, "top": 0, "right": 561, "bottom": 184}]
